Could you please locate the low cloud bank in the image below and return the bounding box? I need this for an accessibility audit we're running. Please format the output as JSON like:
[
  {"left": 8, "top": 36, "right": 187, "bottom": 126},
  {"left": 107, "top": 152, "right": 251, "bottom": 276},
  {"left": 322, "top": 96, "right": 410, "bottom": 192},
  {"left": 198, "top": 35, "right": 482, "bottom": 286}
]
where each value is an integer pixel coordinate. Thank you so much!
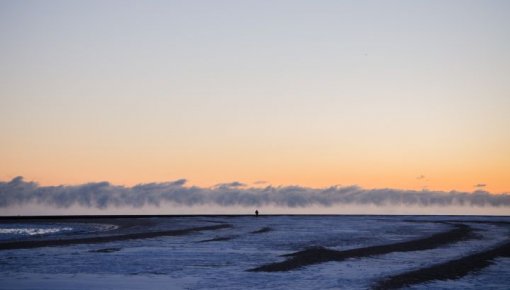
[{"left": 1, "top": 177, "right": 509, "bottom": 209}]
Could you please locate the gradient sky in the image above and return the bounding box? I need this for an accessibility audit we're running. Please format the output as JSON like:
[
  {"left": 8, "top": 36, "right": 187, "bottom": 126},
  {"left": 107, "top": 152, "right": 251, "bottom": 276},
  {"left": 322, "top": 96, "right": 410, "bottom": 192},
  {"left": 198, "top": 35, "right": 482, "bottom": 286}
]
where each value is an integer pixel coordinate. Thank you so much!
[{"left": 1, "top": 0, "right": 509, "bottom": 193}]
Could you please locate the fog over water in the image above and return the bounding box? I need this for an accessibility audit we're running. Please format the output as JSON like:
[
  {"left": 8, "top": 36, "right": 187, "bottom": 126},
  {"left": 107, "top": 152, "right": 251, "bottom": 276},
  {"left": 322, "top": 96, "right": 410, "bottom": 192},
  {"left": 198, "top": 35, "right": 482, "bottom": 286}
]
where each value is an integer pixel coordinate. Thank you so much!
[{"left": 1, "top": 177, "right": 509, "bottom": 214}]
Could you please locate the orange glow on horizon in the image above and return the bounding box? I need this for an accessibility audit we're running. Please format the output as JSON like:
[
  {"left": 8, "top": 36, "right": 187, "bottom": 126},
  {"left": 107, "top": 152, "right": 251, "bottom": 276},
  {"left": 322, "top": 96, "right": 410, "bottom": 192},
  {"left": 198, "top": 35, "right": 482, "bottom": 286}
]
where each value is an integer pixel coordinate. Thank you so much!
[
  {"left": 4, "top": 164, "right": 509, "bottom": 194},
  {"left": 1, "top": 1, "right": 509, "bottom": 199}
]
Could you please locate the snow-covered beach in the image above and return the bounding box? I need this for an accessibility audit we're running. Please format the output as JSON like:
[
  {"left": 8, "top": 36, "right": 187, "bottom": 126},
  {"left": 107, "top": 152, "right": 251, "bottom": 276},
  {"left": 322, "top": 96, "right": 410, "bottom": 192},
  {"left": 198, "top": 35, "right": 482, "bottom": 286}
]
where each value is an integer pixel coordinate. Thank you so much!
[{"left": 1, "top": 215, "right": 509, "bottom": 289}]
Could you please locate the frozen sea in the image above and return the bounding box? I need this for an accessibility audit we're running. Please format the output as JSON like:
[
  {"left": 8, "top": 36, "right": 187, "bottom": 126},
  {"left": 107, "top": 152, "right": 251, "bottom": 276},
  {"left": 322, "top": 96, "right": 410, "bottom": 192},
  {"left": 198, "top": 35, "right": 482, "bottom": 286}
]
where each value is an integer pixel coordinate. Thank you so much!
[{"left": 0, "top": 215, "right": 509, "bottom": 289}]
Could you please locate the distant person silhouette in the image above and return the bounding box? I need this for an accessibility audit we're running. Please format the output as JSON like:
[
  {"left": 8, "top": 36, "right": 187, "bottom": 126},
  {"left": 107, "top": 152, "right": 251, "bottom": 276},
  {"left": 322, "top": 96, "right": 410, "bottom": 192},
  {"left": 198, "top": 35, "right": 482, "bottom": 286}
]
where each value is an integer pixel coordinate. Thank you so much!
[{"left": 255, "top": 210, "right": 259, "bottom": 217}]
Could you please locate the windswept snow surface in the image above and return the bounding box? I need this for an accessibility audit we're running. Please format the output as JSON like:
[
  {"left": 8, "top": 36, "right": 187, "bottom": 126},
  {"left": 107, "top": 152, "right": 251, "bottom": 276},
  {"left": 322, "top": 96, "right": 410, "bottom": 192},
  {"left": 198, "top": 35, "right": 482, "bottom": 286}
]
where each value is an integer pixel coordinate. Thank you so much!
[{"left": 0, "top": 216, "right": 509, "bottom": 289}]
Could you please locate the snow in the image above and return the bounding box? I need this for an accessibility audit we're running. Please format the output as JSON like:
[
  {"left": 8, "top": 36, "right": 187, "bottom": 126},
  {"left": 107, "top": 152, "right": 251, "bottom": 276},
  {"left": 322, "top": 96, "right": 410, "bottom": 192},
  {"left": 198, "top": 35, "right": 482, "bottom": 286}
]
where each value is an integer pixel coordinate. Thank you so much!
[
  {"left": 0, "top": 216, "right": 509, "bottom": 289},
  {"left": 0, "top": 222, "right": 118, "bottom": 241},
  {"left": 0, "top": 227, "right": 74, "bottom": 236}
]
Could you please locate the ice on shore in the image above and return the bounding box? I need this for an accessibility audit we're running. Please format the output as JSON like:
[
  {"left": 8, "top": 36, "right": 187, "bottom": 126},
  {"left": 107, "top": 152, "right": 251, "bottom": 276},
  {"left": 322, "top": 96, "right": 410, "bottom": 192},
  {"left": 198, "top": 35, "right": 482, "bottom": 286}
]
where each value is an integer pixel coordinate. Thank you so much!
[{"left": 0, "top": 216, "right": 509, "bottom": 289}]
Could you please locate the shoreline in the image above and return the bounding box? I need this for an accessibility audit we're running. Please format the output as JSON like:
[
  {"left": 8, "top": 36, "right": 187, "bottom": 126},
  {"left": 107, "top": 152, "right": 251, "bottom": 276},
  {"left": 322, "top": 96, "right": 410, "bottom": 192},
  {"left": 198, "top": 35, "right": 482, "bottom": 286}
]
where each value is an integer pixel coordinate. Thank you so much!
[
  {"left": 1, "top": 214, "right": 509, "bottom": 220},
  {"left": 373, "top": 240, "right": 510, "bottom": 289},
  {"left": 250, "top": 223, "right": 473, "bottom": 272},
  {"left": 0, "top": 224, "right": 231, "bottom": 250}
]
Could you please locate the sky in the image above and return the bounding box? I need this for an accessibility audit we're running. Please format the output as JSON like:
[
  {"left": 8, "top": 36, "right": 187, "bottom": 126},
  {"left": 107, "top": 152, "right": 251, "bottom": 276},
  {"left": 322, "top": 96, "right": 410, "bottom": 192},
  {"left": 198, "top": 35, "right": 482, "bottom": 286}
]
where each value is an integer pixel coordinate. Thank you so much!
[{"left": 1, "top": 0, "right": 510, "bottom": 207}]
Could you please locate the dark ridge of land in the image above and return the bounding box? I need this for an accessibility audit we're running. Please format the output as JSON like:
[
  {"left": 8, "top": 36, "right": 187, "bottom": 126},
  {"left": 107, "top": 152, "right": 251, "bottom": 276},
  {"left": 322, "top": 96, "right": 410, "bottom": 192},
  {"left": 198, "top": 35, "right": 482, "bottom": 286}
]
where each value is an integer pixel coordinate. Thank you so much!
[
  {"left": 2, "top": 214, "right": 508, "bottom": 220},
  {"left": 251, "top": 227, "right": 273, "bottom": 234},
  {"left": 90, "top": 247, "right": 122, "bottom": 253},
  {"left": 0, "top": 224, "right": 231, "bottom": 250},
  {"left": 197, "top": 236, "right": 237, "bottom": 243},
  {"left": 249, "top": 223, "right": 473, "bottom": 272},
  {"left": 372, "top": 240, "right": 510, "bottom": 290},
  {"left": 403, "top": 219, "right": 510, "bottom": 226},
  {"left": 0, "top": 215, "right": 254, "bottom": 220}
]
